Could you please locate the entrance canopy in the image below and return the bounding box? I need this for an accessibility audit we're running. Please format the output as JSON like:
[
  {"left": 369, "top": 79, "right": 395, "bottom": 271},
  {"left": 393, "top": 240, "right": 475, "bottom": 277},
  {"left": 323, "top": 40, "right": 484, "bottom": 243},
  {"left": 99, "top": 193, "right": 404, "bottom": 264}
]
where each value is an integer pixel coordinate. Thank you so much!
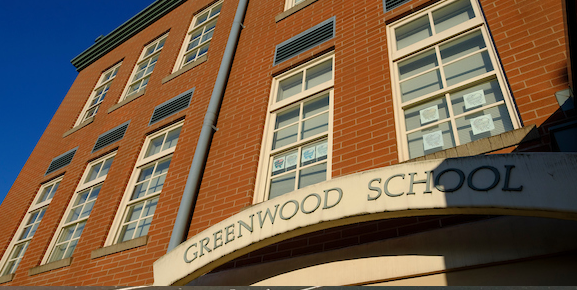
[{"left": 153, "top": 153, "right": 577, "bottom": 286}]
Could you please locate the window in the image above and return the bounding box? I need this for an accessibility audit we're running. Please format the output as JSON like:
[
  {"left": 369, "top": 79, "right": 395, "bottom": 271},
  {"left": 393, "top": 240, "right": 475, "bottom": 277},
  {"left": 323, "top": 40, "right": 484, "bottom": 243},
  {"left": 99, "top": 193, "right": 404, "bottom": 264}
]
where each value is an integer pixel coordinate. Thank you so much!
[
  {"left": 387, "top": 0, "right": 521, "bottom": 161},
  {"left": 255, "top": 53, "right": 334, "bottom": 203},
  {"left": 106, "top": 122, "right": 182, "bottom": 245},
  {"left": 42, "top": 153, "right": 115, "bottom": 264},
  {"left": 121, "top": 34, "right": 168, "bottom": 99},
  {"left": 284, "top": 0, "right": 307, "bottom": 10},
  {"left": 0, "top": 177, "right": 62, "bottom": 276},
  {"left": 75, "top": 62, "right": 121, "bottom": 126},
  {"left": 173, "top": 1, "right": 222, "bottom": 71}
]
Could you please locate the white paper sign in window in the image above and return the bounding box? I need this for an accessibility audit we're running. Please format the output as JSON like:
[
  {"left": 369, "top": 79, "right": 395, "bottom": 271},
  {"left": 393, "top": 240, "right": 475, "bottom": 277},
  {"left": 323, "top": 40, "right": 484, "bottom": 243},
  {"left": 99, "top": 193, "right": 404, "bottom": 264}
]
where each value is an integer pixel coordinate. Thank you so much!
[
  {"left": 285, "top": 152, "right": 298, "bottom": 167},
  {"left": 470, "top": 114, "right": 495, "bottom": 135},
  {"left": 464, "top": 89, "right": 486, "bottom": 110},
  {"left": 302, "top": 147, "right": 316, "bottom": 163},
  {"left": 316, "top": 142, "right": 328, "bottom": 158},
  {"left": 273, "top": 156, "right": 286, "bottom": 172},
  {"left": 419, "top": 105, "right": 440, "bottom": 125},
  {"left": 423, "top": 130, "right": 444, "bottom": 151}
]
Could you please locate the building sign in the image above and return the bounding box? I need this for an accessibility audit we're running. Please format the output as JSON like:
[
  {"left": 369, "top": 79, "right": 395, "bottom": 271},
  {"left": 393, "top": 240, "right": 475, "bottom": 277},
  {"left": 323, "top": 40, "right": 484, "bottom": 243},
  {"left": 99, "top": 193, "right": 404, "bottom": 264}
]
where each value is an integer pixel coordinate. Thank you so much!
[{"left": 153, "top": 153, "right": 577, "bottom": 286}]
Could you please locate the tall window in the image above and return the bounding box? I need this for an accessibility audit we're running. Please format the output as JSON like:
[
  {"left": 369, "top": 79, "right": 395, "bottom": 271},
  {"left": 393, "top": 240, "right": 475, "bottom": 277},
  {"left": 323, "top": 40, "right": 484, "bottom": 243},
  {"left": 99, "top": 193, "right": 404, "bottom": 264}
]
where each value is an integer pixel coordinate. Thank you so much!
[
  {"left": 106, "top": 122, "right": 182, "bottom": 245},
  {"left": 387, "top": 0, "right": 521, "bottom": 161},
  {"left": 42, "top": 153, "right": 115, "bottom": 264},
  {"left": 75, "top": 62, "right": 121, "bottom": 126},
  {"left": 255, "top": 53, "right": 334, "bottom": 203},
  {"left": 0, "top": 177, "right": 62, "bottom": 276},
  {"left": 121, "top": 34, "right": 168, "bottom": 99},
  {"left": 173, "top": 1, "right": 222, "bottom": 72}
]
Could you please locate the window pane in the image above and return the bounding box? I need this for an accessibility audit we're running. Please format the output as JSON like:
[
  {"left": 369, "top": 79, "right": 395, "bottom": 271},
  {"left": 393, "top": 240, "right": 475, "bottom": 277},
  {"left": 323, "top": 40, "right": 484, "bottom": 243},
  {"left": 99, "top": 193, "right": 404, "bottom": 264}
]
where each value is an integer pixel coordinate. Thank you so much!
[
  {"left": 450, "top": 79, "right": 504, "bottom": 115},
  {"left": 277, "top": 72, "right": 303, "bottom": 102},
  {"left": 98, "top": 157, "right": 114, "bottom": 178},
  {"left": 195, "top": 12, "right": 208, "bottom": 26},
  {"left": 118, "top": 222, "right": 137, "bottom": 243},
  {"left": 50, "top": 244, "right": 67, "bottom": 263},
  {"left": 301, "top": 139, "right": 328, "bottom": 166},
  {"left": 301, "top": 112, "right": 329, "bottom": 139},
  {"left": 63, "top": 239, "right": 78, "bottom": 259},
  {"left": 272, "top": 124, "right": 298, "bottom": 149},
  {"left": 145, "top": 135, "right": 164, "bottom": 157},
  {"left": 433, "top": 0, "right": 475, "bottom": 33},
  {"left": 138, "top": 165, "right": 155, "bottom": 182},
  {"left": 85, "top": 161, "right": 103, "bottom": 183},
  {"left": 400, "top": 70, "right": 443, "bottom": 102},
  {"left": 303, "top": 94, "right": 329, "bottom": 118},
  {"left": 298, "top": 163, "right": 327, "bottom": 189},
  {"left": 444, "top": 51, "right": 493, "bottom": 86},
  {"left": 404, "top": 97, "right": 450, "bottom": 131},
  {"left": 271, "top": 149, "right": 298, "bottom": 176},
  {"left": 125, "top": 202, "right": 144, "bottom": 223},
  {"left": 80, "top": 201, "right": 96, "bottom": 219},
  {"left": 210, "top": 4, "right": 222, "bottom": 17},
  {"left": 131, "top": 181, "right": 150, "bottom": 200},
  {"left": 456, "top": 105, "right": 513, "bottom": 144},
  {"left": 276, "top": 107, "right": 300, "bottom": 129},
  {"left": 398, "top": 49, "right": 438, "bottom": 80},
  {"left": 407, "top": 121, "right": 456, "bottom": 159},
  {"left": 396, "top": 15, "right": 432, "bottom": 50},
  {"left": 440, "top": 30, "right": 486, "bottom": 63},
  {"left": 305, "top": 59, "right": 332, "bottom": 89},
  {"left": 162, "top": 128, "right": 181, "bottom": 151},
  {"left": 135, "top": 217, "right": 153, "bottom": 239},
  {"left": 269, "top": 172, "right": 296, "bottom": 199},
  {"left": 147, "top": 175, "right": 166, "bottom": 195}
]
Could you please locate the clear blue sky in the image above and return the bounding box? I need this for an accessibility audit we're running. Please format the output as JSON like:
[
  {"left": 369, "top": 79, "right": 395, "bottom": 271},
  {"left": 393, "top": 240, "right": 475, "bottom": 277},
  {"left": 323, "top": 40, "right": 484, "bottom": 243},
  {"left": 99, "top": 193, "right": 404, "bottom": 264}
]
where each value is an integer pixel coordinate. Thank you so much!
[{"left": 0, "top": 0, "right": 156, "bottom": 205}]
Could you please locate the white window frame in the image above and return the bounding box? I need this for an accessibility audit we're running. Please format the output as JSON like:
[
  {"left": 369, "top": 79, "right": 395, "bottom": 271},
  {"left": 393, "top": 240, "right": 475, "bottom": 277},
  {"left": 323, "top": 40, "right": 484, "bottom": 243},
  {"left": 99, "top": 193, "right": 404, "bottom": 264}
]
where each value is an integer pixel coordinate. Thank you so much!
[
  {"left": 284, "top": 0, "right": 307, "bottom": 10},
  {"left": 105, "top": 121, "right": 183, "bottom": 246},
  {"left": 75, "top": 62, "right": 122, "bottom": 127},
  {"left": 172, "top": 1, "right": 223, "bottom": 72},
  {"left": 386, "top": 0, "right": 521, "bottom": 161},
  {"left": 0, "top": 177, "right": 63, "bottom": 276},
  {"left": 254, "top": 53, "right": 335, "bottom": 204},
  {"left": 120, "top": 34, "right": 168, "bottom": 100},
  {"left": 41, "top": 152, "right": 116, "bottom": 264}
]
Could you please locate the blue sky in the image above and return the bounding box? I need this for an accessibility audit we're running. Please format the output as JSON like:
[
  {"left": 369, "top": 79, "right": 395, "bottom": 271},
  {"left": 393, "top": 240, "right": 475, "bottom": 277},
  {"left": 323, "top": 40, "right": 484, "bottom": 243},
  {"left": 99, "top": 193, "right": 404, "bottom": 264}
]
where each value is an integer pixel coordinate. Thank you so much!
[{"left": 0, "top": 0, "right": 156, "bottom": 204}]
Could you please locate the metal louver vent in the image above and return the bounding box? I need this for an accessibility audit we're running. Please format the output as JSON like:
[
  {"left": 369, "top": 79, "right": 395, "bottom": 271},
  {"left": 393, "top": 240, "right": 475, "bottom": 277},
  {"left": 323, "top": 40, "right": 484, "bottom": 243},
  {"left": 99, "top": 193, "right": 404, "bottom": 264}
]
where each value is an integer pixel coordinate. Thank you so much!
[
  {"left": 149, "top": 88, "right": 194, "bottom": 125},
  {"left": 274, "top": 17, "right": 335, "bottom": 66},
  {"left": 384, "top": 0, "right": 411, "bottom": 11},
  {"left": 45, "top": 147, "right": 78, "bottom": 175},
  {"left": 92, "top": 121, "right": 130, "bottom": 153}
]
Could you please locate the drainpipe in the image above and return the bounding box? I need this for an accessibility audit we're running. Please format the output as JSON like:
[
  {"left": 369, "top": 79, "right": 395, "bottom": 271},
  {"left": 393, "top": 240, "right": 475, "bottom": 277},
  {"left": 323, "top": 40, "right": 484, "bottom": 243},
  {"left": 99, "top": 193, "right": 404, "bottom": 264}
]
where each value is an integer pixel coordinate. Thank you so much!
[{"left": 167, "top": 0, "right": 249, "bottom": 252}]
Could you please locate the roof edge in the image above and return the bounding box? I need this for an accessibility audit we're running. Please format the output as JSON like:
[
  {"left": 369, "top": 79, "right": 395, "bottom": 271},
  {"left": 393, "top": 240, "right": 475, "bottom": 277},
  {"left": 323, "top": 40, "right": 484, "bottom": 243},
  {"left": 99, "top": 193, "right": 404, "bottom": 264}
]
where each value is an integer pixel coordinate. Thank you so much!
[{"left": 71, "top": 0, "right": 187, "bottom": 72}]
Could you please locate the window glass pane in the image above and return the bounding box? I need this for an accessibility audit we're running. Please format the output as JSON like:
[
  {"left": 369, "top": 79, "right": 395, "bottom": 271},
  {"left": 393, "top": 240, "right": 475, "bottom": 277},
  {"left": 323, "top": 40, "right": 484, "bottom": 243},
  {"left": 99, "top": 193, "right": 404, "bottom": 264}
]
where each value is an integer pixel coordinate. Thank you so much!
[
  {"left": 50, "top": 244, "right": 67, "bottom": 263},
  {"left": 301, "top": 112, "right": 329, "bottom": 139},
  {"left": 400, "top": 69, "right": 443, "bottom": 102},
  {"left": 125, "top": 202, "right": 144, "bottom": 223},
  {"left": 305, "top": 59, "right": 332, "bottom": 89},
  {"left": 407, "top": 121, "right": 456, "bottom": 159},
  {"left": 198, "top": 43, "right": 210, "bottom": 57},
  {"left": 210, "top": 4, "right": 222, "bottom": 17},
  {"left": 195, "top": 12, "right": 209, "bottom": 26},
  {"left": 85, "top": 161, "right": 103, "bottom": 183},
  {"left": 63, "top": 239, "right": 78, "bottom": 259},
  {"left": 275, "top": 106, "right": 300, "bottom": 129},
  {"left": 162, "top": 128, "right": 181, "bottom": 151},
  {"left": 396, "top": 15, "right": 432, "bottom": 50},
  {"left": 272, "top": 124, "right": 298, "bottom": 149},
  {"left": 298, "top": 163, "right": 327, "bottom": 189},
  {"left": 98, "top": 157, "right": 114, "bottom": 178},
  {"left": 398, "top": 49, "right": 438, "bottom": 80},
  {"left": 135, "top": 218, "right": 153, "bottom": 239},
  {"left": 404, "top": 97, "right": 450, "bottom": 131},
  {"left": 303, "top": 94, "right": 329, "bottom": 118},
  {"left": 269, "top": 172, "right": 296, "bottom": 199},
  {"left": 440, "top": 30, "right": 486, "bottom": 63},
  {"left": 118, "top": 222, "right": 137, "bottom": 243},
  {"left": 456, "top": 105, "right": 513, "bottom": 144},
  {"left": 147, "top": 175, "right": 166, "bottom": 195},
  {"left": 131, "top": 181, "right": 150, "bottom": 200},
  {"left": 433, "top": 0, "right": 475, "bottom": 33},
  {"left": 271, "top": 149, "right": 298, "bottom": 176},
  {"left": 450, "top": 79, "right": 504, "bottom": 115},
  {"left": 145, "top": 135, "right": 165, "bottom": 157},
  {"left": 38, "top": 182, "right": 59, "bottom": 204},
  {"left": 444, "top": 51, "right": 493, "bottom": 86},
  {"left": 80, "top": 201, "right": 96, "bottom": 219},
  {"left": 154, "top": 159, "right": 171, "bottom": 176},
  {"left": 300, "top": 139, "right": 328, "bottom": 166},
  {"left": 277, "top": 72, "right": 303, "bottom": 102}
]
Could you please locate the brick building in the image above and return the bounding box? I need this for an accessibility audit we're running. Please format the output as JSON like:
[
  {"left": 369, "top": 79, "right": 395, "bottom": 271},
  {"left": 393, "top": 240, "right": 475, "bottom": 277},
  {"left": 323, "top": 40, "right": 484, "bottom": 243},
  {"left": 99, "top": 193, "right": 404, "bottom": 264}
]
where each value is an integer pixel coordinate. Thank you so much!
[{"left": 1, "top": 0, "right": 577, "bottom": 286}]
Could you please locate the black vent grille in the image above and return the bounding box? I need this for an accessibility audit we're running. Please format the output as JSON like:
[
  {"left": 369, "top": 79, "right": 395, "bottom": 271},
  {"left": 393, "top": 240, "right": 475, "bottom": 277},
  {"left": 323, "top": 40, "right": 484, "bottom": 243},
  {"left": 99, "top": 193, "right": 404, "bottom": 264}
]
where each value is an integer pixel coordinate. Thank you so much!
[
  {"left": 45, "top": 148, "right": 77, "bottom": 175},
  {"left": 92, "top": 122, "right": 130, "bottom": 153},
  {"left": 384, "top": 0, "right": 411, "bottom": 11},
  {"left": 149, "top": 88, "right": 194, "bottom": 125},
  {"left": 274, "top": 17, "right": 335, "bottom": 66}
]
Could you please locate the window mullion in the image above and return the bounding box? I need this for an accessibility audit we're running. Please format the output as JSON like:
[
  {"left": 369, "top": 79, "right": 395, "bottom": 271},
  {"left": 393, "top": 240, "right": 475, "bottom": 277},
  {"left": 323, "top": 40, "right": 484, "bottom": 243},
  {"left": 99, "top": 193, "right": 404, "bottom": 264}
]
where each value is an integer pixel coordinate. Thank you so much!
[
  {"left": 445, "top": 92, "right": 460, "bottom": 146},
  {"left": 428, "top": 12, "right": 437, "bottom": 35},
  {"left": 435, "top": 46, "right": 448, "bottom": 89}
]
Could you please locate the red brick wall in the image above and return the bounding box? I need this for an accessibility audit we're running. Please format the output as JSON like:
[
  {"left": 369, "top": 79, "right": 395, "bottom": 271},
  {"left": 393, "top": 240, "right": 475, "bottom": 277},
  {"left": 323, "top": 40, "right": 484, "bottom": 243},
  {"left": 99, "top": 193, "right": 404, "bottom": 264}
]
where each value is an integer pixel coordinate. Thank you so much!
[{"left": 0, "top": 0, "right": 573, "bottom": 286}]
